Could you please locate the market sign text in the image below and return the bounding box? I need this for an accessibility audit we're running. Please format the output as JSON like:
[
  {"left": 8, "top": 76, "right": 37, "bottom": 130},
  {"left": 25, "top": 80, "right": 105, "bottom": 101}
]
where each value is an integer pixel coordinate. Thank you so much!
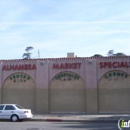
[
  {"left": 53, "top": 63, "right": 81, "bottom": 69},
  {"left": 55, "top": 72, "right": 80, "bottom": 81},
  {"left": 100, "top": 62, "right": 130, "bottom": 68},
  {"left": 2, "top": 64, "right": 36, "bottom": 71},
  {"left": 104, "top": 71, "right": 128, "bottom": 79},
  {"left": 10, "top": 74, "right": 30, "bottom": 83}
]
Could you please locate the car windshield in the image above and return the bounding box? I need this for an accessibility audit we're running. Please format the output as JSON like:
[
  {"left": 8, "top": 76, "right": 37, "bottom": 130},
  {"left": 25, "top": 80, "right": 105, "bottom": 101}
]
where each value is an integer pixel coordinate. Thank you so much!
[{"left": 15, "top": 105, "right": 24, "bottom": 109}]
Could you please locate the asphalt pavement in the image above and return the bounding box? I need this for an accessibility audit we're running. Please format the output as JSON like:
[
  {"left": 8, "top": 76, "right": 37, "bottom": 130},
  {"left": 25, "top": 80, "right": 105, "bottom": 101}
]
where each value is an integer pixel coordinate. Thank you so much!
[{"left": 30, "top": 114, "right": 130, "bottom": 122}]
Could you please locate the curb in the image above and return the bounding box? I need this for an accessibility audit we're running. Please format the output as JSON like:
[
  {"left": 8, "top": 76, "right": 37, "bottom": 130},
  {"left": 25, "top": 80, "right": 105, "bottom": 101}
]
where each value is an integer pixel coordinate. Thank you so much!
[{"left": 29, "top": 118, "right": 118, "bottom": 123}]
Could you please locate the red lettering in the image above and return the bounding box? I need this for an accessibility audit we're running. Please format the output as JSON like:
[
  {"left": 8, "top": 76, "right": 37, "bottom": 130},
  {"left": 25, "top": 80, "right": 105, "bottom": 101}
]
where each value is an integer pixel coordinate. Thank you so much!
[
  {"left": 14, "top": 65, "right": 19, "bottom": 70},
  {"left": 19, "top": 65, "right": 25, "bottom": 70},
  {"left": 104, "top": 62, "right": 108, "bottom": 68},
  {"left": 28, "top": 64, "right": 31, "bottom": 69},
  {"left": 24, "top": 64, "right": 28, "bottom": 70},
  {"left": 125, "top": 62, "right": 129, "bottom": 67},
  {"left": 117, "top": 62, "right": 120, "bottom": 68},
  {"left": 112, "top": 62, "right": 117, "bottom": 68},
  {"left": 7, "top": 65, "right": 11, "bottom": 70},
  {"left": 32, "top": 64, "right": 36, "bottom": 70},
  {"left": 53, "top": 63, "right": 81, "bottom": 69},
  {"left": 10, "top": 65, "right": 14, "bottom": 70},
  {"left": 120, "top": 62, "right": 125, "bottom": 68},
  {"left": 53, "top": 64, "right": 59, "bottom": 69},
  {"left": 100, "top": 62, "right": 130, "bottom": 69},
  {"left": 2, "top": 65, "right": 6, "bottom": 70},
  {"left": 65, "top": 63, "right": 68, "bottom": 69},
  {"left": 68, "top": 64, "right": 72, "bottom": 69},
  {"left": 78, "top": 63, "right": 81, "bottom": 69},
  {"left": 73, "top": 63, "right": 77, "bottom": 69},
  {"left": 60, "top": 64, "right": 64, "bottom": 69},
  {"left": 2, "top": 64, "right": 36, "bottom": 71},
  {"left": 100, "top": 62, "right": 103, "bottom": 68},
  {"left": 108, "top": 62, "right": 111, "bottom": 68}
]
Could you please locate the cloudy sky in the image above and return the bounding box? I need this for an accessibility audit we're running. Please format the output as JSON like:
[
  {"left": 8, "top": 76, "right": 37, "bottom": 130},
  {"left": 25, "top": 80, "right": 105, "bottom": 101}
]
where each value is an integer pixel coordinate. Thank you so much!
[{"left": 0, "top": 0, "right": 130, "bottom": 59}]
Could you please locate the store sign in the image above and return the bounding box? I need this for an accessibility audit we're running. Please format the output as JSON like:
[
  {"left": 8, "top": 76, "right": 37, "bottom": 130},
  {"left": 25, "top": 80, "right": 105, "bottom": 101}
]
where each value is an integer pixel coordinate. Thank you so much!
[
  {"left": 53, "top": 63, "right": 81, "bottom": 69},
  {"left": 55, "top": 72, "right": 80, "bottom": 81},
  {"left": 104, "top": 71, "right": 128, "bottom": 81},
  {"left": 2, "top": 64, "right": 36, "bottom": 71},
  {"left": 100, "top": 62, "right": 130, "bottom": 68},
  {"left": 10, "top": 74, "right": 30, "bottom": 83}
]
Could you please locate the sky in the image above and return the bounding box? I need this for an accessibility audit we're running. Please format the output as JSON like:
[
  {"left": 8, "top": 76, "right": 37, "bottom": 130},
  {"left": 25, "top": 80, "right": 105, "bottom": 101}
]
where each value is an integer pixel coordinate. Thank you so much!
[{"left": 0, "top": 0, "right": 130, "bottom": 59}]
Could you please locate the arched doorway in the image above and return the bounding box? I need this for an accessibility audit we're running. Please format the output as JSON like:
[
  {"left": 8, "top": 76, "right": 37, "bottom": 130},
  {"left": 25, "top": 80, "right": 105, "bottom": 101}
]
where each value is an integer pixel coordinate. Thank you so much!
[
  {"left": 98, "top": 70, "right": 130, "bottom": 113},
  {"left": 49, "top": 71, "right": 86, "bottom": 113},
  {"left": 2, "top": 72, "right": 36, "bottom": 113}
]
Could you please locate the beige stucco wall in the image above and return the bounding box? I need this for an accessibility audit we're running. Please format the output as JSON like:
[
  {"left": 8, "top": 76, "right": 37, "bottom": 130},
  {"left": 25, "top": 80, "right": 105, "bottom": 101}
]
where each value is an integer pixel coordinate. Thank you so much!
[
  {"left": 85, "top": 59, "right": 98, "bottom": 114},
  {"left": 0, "top": 88, "right": 1, "bottom": 104},
  {"left": 35, "top": 60, "right": 49, "bottom": 113},
  {"left": 86, "top": 89, "right": 97, "bottom": 114},
  {"left": 36, "top": 88, "right": 49, "bottom": 113}
]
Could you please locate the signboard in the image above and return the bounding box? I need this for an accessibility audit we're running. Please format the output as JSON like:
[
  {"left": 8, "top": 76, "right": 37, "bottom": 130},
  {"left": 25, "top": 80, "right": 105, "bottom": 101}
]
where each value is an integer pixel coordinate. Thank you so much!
[
  {"left": 53, "top": 63, "right": 81, "bottom": 69},
  {"left": 100, "top": 62, "right": 130, "bottom": 68},
  {"left": 54, "top": 72, "right": 80, "bottom": 81},
  {"left": 2, "top": 64, "right": 36, "bottom": 71},
  {"left": 9, "top": 73, "right": 30, "bottom": 83}
]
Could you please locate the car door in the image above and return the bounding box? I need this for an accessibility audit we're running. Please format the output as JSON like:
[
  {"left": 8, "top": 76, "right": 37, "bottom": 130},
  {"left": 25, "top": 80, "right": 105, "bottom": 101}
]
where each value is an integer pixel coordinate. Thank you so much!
[
  {"left": 2, "top": 105, "right": 16, "bottom": 119},
  {"left": 0, "top": 105, "right": 5, "bottom": 119}
]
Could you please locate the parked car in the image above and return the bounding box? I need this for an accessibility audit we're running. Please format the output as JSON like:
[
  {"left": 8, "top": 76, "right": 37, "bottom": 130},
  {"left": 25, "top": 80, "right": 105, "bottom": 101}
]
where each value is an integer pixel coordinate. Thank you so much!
[{"left": 0, "top": 104, "right": 33, "bottom": 122}]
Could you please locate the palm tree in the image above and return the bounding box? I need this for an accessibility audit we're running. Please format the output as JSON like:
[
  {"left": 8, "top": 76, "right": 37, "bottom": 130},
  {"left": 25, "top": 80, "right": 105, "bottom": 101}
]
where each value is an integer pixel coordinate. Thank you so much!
[
  {"left": 25, "top": 46, "right": 34, "bottom": 53},
  {"left": 22, "top": 46, "right": 34, "bottom": 59}
]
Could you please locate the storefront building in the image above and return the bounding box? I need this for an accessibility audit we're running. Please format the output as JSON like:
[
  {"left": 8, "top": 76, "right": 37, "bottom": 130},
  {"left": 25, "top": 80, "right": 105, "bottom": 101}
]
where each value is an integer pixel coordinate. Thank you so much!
[{"left": 0, "top": 56, "right": 130, "bottom": 114}]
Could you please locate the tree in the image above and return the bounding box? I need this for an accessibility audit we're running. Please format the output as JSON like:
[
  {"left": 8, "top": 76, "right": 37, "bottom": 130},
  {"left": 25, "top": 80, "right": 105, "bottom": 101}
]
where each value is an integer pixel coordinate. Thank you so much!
[
  {"left": 22, "top": 46, "right": 34, "bottom": 59},
  {"left": 107, "top": 50, "right": 114, "bottom": 56},
  {"left": 92, "top": 54, "right": 103, "bottom": 57},
  {"left": 107, "top": 50, "right": 126, "bottom": 56},
  {"left": 25, "top": 46, "right": 34, "bottom": 52},
  {"left": 114, "top": 53, "right": 126, "bottom": 56}
]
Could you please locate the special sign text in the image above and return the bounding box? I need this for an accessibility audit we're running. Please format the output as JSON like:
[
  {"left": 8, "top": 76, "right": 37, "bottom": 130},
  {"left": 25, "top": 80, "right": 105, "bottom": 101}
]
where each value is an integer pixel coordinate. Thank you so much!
[{"left": 100, "top": 61, "right": 130, "bottom": 68}]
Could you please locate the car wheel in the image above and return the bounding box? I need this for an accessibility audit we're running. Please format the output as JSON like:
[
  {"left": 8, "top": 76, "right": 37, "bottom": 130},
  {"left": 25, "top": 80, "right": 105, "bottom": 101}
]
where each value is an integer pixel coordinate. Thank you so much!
[{"left": 11, "top": 115, "right": 19, "bottom": 122}]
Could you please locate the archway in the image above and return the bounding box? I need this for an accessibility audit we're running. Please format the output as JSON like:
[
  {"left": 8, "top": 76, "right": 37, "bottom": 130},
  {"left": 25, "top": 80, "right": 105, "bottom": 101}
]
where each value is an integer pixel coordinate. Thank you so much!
[
  {"left": 98, "top": 70, "right": 130, "bottom": 113},
  {"left": 49, "top": 71, "right": 86, "bottom": 113},
  {"left": 2, "top": 72, "right": 36, "bottom": 112}
]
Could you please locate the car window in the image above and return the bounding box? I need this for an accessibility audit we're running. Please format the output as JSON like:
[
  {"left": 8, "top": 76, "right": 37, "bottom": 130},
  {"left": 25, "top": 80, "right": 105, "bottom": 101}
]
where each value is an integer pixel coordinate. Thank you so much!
[
  {"left": 0, "top": 105, "right": 4, "bottom": 110},
  {"left": 15, "top": 105, "right": 24, "bottom": 109},
  {"left": 4, "top": 105, "right": 15, "bottom": 110}
]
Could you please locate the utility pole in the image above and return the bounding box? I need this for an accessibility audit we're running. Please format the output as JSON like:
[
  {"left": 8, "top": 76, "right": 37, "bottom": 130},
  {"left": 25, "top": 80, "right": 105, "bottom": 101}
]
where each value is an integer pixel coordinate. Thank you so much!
[{"left": 38, "top": 49, "right": 40, "bottom": 58}]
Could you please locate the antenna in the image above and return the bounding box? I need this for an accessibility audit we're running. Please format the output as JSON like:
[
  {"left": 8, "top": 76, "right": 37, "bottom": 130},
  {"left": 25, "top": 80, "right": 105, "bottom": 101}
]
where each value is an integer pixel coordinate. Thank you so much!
[{"left": 38, "top": 49, "right": 40, "bottom": 58}]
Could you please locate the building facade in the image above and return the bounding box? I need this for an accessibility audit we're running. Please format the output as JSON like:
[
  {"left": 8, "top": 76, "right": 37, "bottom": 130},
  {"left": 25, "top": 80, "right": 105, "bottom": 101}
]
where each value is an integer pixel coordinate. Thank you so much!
[{"left": 0, "top": 56, "right": 130, "bottom": 114}]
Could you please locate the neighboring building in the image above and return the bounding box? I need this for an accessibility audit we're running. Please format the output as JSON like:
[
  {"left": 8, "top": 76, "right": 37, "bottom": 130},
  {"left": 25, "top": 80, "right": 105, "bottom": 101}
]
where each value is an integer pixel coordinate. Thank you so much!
[{"left": 0, "top": 55, "right": 130, "bottom": 114}]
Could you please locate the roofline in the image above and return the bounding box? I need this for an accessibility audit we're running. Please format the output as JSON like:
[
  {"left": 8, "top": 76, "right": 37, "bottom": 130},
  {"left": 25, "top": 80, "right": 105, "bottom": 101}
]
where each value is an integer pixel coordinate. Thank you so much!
[{"left": 0, "top": 56, "right": 130, "bottom": 61}]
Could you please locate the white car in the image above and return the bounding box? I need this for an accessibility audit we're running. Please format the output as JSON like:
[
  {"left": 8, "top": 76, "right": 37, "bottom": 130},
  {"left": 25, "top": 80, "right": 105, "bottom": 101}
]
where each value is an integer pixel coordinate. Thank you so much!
[{"left": 0, "top": 104, "right": 33, "bottom": 122}]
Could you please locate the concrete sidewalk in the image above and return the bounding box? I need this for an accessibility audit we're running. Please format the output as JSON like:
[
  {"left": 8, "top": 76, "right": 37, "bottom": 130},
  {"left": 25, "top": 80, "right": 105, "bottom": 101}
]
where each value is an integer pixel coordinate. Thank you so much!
[{"left": 30, "top": 114, "right": 130, "bottom": 122}]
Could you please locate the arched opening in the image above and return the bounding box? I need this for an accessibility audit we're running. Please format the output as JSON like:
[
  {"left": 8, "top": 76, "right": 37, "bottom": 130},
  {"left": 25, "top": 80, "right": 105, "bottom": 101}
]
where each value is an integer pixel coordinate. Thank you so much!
[
  {"left": 49, "top": 71, "right": 86, "bottom": 113},
  {"left": 2, "top": 72, "right": 36, "bottom": 113},
  {"left": 98, "top": 70, "right": 130, "bottom": 113}
]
